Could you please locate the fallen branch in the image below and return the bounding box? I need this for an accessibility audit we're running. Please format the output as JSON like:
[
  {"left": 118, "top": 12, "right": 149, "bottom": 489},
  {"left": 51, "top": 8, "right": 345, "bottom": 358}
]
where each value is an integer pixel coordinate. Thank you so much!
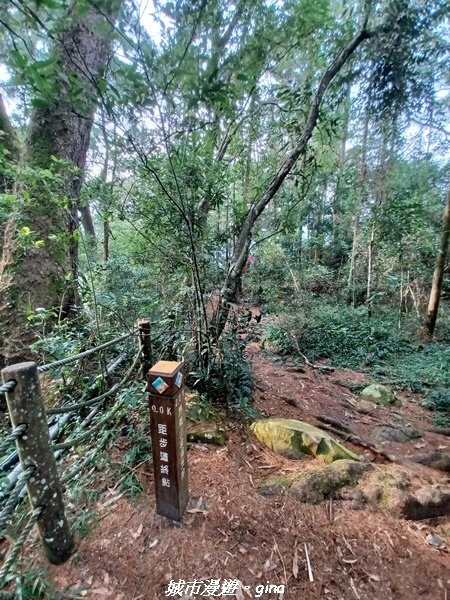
[
  {"left": 317, "top": 423, "right": 397, "bottom": 462},
  {"left": 427, "top": 427, "right": 450, "bottom": 437},
  {"left": 272, "top": 392, "right": 299, "bottom": 408},
  {"left": 291, "top": 335, "right": 334, "bottom": 372},
  {"left": 285, "top": 365, "right": 306, "bottom": 373},
  {"left": 257, "top": 384, "right": 300, "bottom": 408},
  {"left": 316, "top": 415, "right": 352, "bottom": 434},
  {"left": 340, "top": 399, "right": 368, "bottom": 414},
  {"left": 331, "top": 379, "right": 368, "bottom": 392}
]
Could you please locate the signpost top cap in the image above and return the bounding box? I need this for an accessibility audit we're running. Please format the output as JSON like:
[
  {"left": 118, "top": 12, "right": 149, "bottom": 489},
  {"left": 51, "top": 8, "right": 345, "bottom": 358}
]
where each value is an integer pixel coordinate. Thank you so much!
[{"left": 149, "top": 360, "right": 182, "bottom": 377}]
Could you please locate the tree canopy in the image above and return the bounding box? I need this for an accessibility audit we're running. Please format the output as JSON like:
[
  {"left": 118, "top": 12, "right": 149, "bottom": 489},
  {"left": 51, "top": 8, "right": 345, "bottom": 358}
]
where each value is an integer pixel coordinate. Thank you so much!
[{"left": 0, "top": 0, "right": 449, "bottom": 387}]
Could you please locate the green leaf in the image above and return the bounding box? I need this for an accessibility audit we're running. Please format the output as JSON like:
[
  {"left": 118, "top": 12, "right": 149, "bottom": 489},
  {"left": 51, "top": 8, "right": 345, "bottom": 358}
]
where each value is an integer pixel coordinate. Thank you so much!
[{"left": 31, "top": 98, "right": 50, "bottom": 109}]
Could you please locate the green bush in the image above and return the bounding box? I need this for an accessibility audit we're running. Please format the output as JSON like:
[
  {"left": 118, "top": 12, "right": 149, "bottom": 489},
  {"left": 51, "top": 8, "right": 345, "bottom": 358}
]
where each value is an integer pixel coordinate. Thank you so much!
[
  {"left": 262, "top": 302, "right": 412, "bottom": 369},
  {"left": 189, "top": 329, "right": 256, "bottom": 418}
]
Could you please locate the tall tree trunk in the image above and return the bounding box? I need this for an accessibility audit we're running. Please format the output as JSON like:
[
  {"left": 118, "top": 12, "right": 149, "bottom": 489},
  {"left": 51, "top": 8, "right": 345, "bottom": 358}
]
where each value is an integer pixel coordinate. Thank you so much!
[
  {"left": 100, "top": 108, "right": 112, "bottom": 263},
  {"left": 0, "top": 0, "right": 121, "bottom": 365},
  {"left": 333, "top": 82, "right": 351, "bottom": 249},
  {"left": 348, "top": 93, "right": 371, "bottom": 301},
  {"left": 80, "top": 206, "right": 96, "bottom": 237},
  {"left": 366, "top": 223, "right": 375, "bottom": 316},
  {"left": 425, "top": 184, "right": 450, "bottom": 337},
  {"left": 212, "top": 25, "right": 372, "bottom": 339}
]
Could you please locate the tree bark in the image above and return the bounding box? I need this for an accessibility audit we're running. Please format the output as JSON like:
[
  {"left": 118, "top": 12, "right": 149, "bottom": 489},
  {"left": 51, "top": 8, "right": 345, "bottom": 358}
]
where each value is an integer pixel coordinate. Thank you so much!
[
  {"left": 213, "top": 26, "right": 372, "bottom": 338},
  {"left": 348, "top": 94, "right": 370, "bottom": 300},
  {"left": 0, "top": 0, "right": 121, "bottom": 364},
  {"left": 80, "top": 205, "right": 96, "bottom": 237},
  {"left": 425, "top": 184, "right": 450, "bottom": 337},
  {"left": 332, "top": 82, "right": 351, "bottom": 250}
]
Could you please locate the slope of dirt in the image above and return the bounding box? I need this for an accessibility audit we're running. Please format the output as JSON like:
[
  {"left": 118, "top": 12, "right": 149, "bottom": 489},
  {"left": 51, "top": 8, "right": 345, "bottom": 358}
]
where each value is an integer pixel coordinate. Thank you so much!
[
  {"left": 247, "top": 341, "right": 449, "bottom": 462},
  {"left": 40, "top": 344, "right": 450, "bottom": 599}
]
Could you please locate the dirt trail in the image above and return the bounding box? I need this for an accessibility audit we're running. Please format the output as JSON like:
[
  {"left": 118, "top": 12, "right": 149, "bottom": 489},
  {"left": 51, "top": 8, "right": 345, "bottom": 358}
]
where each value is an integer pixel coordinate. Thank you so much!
[{"left": 43, "top": 345, "right": 449, "bottom": 600}]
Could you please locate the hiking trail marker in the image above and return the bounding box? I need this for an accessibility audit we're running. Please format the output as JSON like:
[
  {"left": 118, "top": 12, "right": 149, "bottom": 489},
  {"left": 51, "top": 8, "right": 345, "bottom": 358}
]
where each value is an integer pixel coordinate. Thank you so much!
[{"left": 147, "top": 360, "right": 189, "bottom": 521}]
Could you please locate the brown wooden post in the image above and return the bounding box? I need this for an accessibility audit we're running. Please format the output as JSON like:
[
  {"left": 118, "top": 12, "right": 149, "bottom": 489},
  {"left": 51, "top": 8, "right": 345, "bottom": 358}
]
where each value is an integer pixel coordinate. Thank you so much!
[
  {"left": 147, "top": 361, "right": 189, "bottom": 521},
  {"left": 1, "top": 362, "right": 75, "bottom": 564},
  {"left": 138, "top": 320, "right": 152, "bottom": 380}
]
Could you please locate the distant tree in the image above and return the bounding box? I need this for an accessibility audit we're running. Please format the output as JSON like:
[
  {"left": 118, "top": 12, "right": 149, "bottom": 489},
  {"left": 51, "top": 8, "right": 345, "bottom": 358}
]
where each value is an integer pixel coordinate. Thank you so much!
[{"left": 426, "top": 184, "right": 450, "bottom": 337}]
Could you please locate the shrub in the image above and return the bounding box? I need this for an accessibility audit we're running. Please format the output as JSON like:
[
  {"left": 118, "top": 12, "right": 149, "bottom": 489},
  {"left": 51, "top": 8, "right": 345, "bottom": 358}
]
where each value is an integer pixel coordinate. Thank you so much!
[{"left": 262, "top": 301, "right": 412, "bottom": 369}]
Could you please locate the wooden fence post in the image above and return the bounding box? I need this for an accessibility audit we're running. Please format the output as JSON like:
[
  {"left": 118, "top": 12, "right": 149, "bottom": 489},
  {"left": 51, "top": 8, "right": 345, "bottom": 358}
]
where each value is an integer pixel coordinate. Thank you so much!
[
  {"left": 148, "top": 360, "right": 189, "bottom": 521},
  {"left": 1, "top": 362, "right": 75, "bottom": 565},
  {"left": 138, "top": 320, "right": 152, "bottom": 380}
]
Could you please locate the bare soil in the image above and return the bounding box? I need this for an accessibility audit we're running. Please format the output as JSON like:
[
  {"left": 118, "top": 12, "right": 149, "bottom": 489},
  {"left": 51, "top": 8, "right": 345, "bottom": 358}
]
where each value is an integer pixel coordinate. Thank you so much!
[{"left": 42, "top": 341, "right": 450, "bottom": 600}]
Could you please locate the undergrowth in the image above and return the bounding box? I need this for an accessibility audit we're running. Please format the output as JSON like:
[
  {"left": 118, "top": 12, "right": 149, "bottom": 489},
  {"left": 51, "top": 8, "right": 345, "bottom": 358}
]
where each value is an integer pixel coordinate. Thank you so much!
[
  {"left": 189, "top": 328, "right": 257, "bottom": 420},
  {"left": 261, "top": 299, "right": 450, "bottom": 423},
  {"left": 2, "top": 563, "right": 85, "bottom": 599},
  {"left": 262, "top": 302, "right": 413, "bottom": 369}
]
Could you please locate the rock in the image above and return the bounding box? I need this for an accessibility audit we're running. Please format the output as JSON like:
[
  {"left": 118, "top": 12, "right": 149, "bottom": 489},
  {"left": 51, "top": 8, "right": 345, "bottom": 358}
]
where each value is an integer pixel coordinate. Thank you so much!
[
  {"left": 358, "top": 466, "right": 450, "bottom": 520},
  {"left": 288, "top": 460, "right": 372, "bottom": 504},
  {"left": 258, "top": 461, "right": 371, "bottom": 504},
  {"left": 371, "top": 425, "right": 422, "bottom": 443},
  {"left": 360, "top": 384, "right": 401, "bottom": 407},
  {"left": 257, "top": 458, "right": 450, "bottom": 520},
  {"left": 361, "top": 465, "right": 412, "bottom": 492},
  {"left": 425, "top": 533, "right": 445, "bottom": 548},
  {"left": 186, "top": 429, "right": 228, "bottom": 446},
  {"left": 412, "top": 485, "right": 450, "bottom": 520},
  {"left": 250, "top": 418, "right": 360, "bottom": 463},
  {"left": 358, "top": 399, "right": 379, "bottom": 414},
  {"left": 257, "top": 476, "right": 287, "bottom": 497},
  {"left": 407, "top": 452, "right": 450, "bottom": 472}
]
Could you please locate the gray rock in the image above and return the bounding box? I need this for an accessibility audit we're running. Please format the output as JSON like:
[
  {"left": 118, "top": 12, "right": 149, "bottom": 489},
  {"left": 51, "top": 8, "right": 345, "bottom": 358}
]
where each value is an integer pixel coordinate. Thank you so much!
[
  {"left": 186, "top": 429, "right": 228, "bottom": 446},
  {"left": 371, "top": 425, "right": 422, "bottom": 443}
]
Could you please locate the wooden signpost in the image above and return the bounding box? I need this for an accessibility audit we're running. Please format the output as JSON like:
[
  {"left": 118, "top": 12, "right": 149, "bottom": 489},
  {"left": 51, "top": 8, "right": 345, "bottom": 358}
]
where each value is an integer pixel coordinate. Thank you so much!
[{"left": 147, "top": 360, "right": 189, "bottom": 521}]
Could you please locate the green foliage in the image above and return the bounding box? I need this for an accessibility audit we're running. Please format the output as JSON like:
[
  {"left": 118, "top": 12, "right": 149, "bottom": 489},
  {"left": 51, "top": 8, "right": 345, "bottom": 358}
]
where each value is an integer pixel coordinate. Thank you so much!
[
  {"left": 119, "top": 427, "right": 152, "bottom": 498},
  {"left": 187, "top": 393, "right": 223, "bottom": 423},
  {"left": 190, "top": 328, "right": 256, "bottom": 418},
  {"left": 71, "top": 508, "right": 98, "bottom": 540},
  {"left": 3, "top": 563, "right": 85, "bottom": 599},
  {"left": 84, "top": 256, "right": 160, "bottom": 330},
  {"left": 263, "top": 296, "right": 450, "bottom": 423},
  {"left": 422, "top": 390, "right": 450, "bottom": 419},
  {"left": 263, "top": 302, "right": 412, "bottom": 369},
  {"left": 369, "top": 343, "right": 450, "bottom": 392}
]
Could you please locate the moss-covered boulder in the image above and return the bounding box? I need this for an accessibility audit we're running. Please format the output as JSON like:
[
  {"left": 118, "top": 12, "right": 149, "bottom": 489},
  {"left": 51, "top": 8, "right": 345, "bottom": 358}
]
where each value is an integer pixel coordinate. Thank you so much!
[
  {"left": 250, "top": 418, "right": 360, "bottom": 463},
  {"left": 258, "top": 460, "right": 371, "bottom": 503},
  {"left": 356, "top": 466, "right": 450, "bottom": 520},
  {"left": 360, "top": 384, "right": 401, "bottom": 407},
  {"left": 186, "top": 429, "right": 228, "bottom": 446},
  {"left": 289, "top": 460, "right": 371, "bottom": 504}
]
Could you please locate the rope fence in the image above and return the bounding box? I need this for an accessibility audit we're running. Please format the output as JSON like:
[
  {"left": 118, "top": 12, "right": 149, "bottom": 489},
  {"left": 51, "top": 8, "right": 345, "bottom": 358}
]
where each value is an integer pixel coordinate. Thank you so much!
[
  {"left": 37, "top": 330, "right": 137, "bottom": 373},
  {"left": 0, "top": 425, "right": 26, "bottom": 456},
  {"left": 52, "top": 349, "right": 141, "bottom": 450},
  {"left": 48, "top": 349, "right": 140, "bottom": 415},
  {"left": 0, "top": 467, "right": 34, "bottom": 537},
  {"left": 0, "top": 507, "right": 43, "bottom": 588},
  {"left": 0, "top": 381, "right": 16, "bottom": 398},
  {"left": 0, "top": 319, "right": 155, "bottom": 594}
]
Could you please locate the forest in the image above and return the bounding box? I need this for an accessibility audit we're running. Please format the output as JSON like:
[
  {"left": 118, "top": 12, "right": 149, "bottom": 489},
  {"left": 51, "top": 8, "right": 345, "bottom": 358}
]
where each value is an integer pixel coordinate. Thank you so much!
[{"left": 0, "top": 0, "right": 450, "bottom": 598}]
